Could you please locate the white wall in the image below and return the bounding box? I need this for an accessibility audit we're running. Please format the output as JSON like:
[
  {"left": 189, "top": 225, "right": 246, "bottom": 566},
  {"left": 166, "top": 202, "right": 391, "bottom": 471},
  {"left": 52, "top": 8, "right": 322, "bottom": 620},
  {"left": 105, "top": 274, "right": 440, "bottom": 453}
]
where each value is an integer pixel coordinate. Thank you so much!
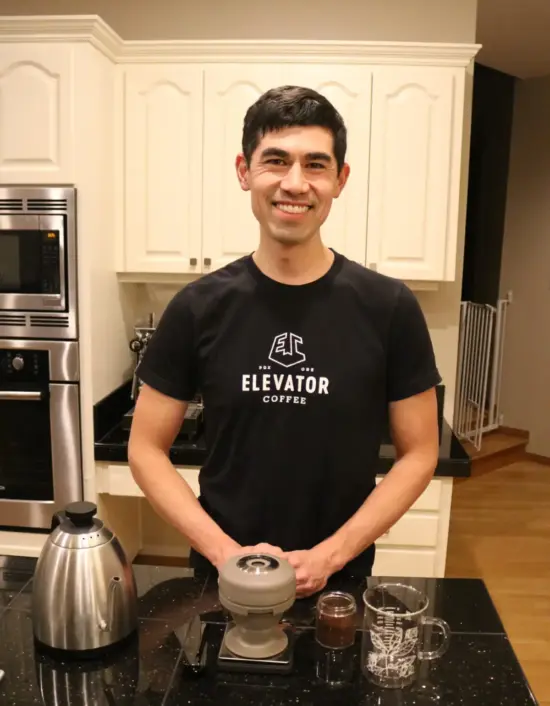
[
  {"left": 1, "top": 0, "right": 477, "bottom": 42},
  {"left": 498, "top": 75, "right": 550, "bottom": 457}
]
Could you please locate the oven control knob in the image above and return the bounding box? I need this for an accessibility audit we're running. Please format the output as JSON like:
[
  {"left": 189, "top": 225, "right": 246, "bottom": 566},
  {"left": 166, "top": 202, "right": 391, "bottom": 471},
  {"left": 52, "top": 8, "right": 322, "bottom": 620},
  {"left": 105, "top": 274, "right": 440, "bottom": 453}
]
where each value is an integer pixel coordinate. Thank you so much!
[{"left": 12, "top": 355, "right": 24, "bottom": 371}]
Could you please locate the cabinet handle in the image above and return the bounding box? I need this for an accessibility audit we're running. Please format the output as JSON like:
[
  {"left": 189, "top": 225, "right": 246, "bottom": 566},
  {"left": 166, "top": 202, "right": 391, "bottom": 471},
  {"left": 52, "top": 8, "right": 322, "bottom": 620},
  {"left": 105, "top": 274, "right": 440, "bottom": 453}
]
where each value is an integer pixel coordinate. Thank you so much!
[
  {"left": 204, "top": 257, "right": 211, "bottom": 267},
  {"left": 190, "top": 258, "right": 197, "bottom": 266}
]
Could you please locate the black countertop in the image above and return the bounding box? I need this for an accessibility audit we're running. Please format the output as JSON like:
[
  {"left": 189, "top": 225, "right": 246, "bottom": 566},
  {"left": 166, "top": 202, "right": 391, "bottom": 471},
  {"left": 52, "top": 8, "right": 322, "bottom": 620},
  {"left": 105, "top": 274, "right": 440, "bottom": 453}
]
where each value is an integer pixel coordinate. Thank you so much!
[
  {"left": 0, "top": 555, "right": 538, "bottom": 705},
  {"left": 94, "top": 381, "right": 471, "bottom": 477}
]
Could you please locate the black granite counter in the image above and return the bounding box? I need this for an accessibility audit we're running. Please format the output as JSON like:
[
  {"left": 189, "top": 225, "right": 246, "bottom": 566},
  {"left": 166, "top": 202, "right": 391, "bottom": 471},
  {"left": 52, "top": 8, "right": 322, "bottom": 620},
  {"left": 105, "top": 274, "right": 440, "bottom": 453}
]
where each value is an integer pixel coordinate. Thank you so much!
[
  {"left": 94, "top": 381, "right": 471, "bottom": 477},
  {"left": 0, "top": 555, "right": 538, "bottom": 705}
]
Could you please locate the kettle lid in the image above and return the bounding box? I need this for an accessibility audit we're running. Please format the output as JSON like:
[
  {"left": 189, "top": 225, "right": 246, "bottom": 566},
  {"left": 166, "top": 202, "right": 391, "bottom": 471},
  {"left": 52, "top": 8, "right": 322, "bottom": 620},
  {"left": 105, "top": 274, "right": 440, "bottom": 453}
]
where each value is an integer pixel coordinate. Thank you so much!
[{"left": 51, "top": 501, "right": 113, "bottom": 549}]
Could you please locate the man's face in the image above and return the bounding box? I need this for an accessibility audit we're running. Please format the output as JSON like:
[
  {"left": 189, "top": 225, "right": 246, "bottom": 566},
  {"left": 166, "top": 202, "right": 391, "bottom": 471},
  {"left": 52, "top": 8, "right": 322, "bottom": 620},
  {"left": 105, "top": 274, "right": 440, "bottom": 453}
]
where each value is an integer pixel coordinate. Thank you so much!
[{"left": 236, "top": 126, "right": 350, "bottom": 246}]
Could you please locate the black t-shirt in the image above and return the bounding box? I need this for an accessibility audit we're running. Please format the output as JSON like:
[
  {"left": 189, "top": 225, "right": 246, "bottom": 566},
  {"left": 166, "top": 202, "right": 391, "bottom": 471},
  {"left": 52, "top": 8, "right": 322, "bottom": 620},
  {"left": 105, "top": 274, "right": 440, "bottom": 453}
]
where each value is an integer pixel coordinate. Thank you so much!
[{"left": 136, "top": 251, "right": 441, "bottom": 574}]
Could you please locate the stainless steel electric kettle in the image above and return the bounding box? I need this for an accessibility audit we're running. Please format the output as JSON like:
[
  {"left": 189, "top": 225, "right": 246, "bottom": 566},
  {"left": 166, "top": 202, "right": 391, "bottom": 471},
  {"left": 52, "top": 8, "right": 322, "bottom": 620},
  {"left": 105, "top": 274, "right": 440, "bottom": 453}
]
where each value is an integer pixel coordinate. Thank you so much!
[{"left": 32, "top": 501, "right": 138, "bottom": 654}]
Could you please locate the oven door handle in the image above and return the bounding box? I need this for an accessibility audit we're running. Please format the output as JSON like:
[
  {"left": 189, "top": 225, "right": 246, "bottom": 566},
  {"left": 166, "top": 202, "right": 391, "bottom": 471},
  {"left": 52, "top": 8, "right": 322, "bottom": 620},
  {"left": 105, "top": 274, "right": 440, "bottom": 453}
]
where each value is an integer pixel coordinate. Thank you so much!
[{"left": 0, "top": 390, "right": 42, "bottom": 401}]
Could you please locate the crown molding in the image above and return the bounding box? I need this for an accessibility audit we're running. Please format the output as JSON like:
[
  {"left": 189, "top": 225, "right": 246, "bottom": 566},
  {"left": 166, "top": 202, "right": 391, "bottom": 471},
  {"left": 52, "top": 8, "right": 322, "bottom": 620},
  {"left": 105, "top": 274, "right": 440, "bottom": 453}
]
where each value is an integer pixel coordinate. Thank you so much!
[
  {"left": 0, "top": 15, "right": 481, "bottom": 67},
  {"left": 0, "top": 15, "right": 123, "bottom": 61},
  {"left": 119, "top": 40, "right": 481, "bottom": 66}
]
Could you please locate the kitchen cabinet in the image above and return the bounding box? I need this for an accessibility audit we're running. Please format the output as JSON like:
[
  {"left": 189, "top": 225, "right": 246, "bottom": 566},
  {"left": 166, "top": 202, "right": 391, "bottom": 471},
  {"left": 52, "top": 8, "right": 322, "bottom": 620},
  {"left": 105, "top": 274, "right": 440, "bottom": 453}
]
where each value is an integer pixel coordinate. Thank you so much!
[
  {"left": 117, "top": 65, "right": 204, "bottom": 274},
  {"left": 0, "top": 16, "right": 479, "bottom": 286},
  {"left": 95, "top": 462, "right": 453, "bottom": 579},
  {"left": 113, "top": 51, "right": 476, "bottom": 282},
  {"left": 0, "top": 44, "right": 75, "bottom": 184},
  {"left": 201, "top": 65, "right": 285, "bottom": 272},
  {"left": 0, "top": 18, "right": 478, "bottom": 283},
  {"left": 200, "top": 64, "right": 373, "bottom": 271},
  {"left": 366, "top": 66, "right": 467, "bottom": 281},
  {"left": 279, "top": 65, "right": 373, "bottom": 265},
  {"left": 119, "top": 63, "right": 373, "bottom": 274}
]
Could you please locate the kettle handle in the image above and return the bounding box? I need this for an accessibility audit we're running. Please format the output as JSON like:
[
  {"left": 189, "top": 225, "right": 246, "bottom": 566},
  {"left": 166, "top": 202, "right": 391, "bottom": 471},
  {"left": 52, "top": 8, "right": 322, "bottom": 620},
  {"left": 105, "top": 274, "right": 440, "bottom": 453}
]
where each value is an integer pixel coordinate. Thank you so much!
[{"left": 51, "top": 511, "right": 67, "bottom": 531}]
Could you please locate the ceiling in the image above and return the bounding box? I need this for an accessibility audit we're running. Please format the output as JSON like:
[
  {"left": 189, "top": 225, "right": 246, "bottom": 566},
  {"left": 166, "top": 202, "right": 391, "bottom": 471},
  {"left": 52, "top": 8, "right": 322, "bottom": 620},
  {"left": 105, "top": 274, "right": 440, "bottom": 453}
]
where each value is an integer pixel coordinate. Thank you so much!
[{"left": 476, "top": 0, "right": 550, "bottom": 79}]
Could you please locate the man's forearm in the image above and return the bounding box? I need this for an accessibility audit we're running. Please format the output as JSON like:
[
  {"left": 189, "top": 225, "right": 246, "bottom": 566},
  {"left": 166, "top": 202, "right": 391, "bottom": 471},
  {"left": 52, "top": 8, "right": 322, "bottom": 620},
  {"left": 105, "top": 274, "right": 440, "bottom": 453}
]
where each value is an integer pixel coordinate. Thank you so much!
[
  {"left": 318, "top": 449, "right": 437, "bottom": 572},
  {"left": 128, "top": 444, "right": 239, "bottom": 568}
]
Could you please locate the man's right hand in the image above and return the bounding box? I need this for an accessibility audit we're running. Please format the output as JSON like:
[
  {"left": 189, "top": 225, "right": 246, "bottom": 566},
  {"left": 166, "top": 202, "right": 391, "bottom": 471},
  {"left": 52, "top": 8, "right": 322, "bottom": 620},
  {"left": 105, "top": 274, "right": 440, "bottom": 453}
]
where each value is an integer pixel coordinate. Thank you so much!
[{"left": 213, "top": 542, "right": 286, "bottom": 571}]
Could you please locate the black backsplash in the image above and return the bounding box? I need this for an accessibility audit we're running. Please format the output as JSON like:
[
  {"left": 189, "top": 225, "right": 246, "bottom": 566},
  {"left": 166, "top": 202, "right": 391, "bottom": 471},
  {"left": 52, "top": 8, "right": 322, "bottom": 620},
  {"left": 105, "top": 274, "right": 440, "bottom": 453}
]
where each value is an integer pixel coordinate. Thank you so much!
[
  {"left": 93, "top": 378, "right": 134, "bottom": 441},
  {"left": 94, "top": 380, "right": 445, "bottom": 446}
]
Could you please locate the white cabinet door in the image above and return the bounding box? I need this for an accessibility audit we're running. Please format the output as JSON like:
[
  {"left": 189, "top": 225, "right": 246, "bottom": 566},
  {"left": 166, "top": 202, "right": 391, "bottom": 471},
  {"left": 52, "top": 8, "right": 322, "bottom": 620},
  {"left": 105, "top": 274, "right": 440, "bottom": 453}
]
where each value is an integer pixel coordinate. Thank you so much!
[
  {"left": 201, "top": 65, "right": 284, "bottom": 272},
  {"left": 0, "top": 44, "right": 74, "bottom": 183},
  {"left": 120, "top": 65, "right": 203, "bottom": 274},
  {"left": 373, "top": 548, "right": 437, "bottom": 577},
  {"left": 281, "top": 65, "right": 373, "bottom": 265},
  {"left": 366, "top": 67, "right": 466, "bottom": 281}
]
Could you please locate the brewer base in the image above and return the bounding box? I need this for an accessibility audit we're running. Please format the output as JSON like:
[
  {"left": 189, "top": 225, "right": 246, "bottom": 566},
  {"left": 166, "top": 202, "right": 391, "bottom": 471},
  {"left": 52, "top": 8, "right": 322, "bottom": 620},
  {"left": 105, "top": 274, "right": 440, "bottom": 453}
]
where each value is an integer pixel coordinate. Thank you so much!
[{"left": 217, "top": 622, "right": 294, "bottom": 675}]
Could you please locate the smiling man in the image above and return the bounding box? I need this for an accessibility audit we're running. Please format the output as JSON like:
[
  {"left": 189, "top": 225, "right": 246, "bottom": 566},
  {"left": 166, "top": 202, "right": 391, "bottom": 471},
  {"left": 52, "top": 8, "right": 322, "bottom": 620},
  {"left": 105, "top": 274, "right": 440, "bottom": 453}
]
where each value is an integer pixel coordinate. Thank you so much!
[{"left": 128, "top": 86, "right": 441, "bottom": 598}]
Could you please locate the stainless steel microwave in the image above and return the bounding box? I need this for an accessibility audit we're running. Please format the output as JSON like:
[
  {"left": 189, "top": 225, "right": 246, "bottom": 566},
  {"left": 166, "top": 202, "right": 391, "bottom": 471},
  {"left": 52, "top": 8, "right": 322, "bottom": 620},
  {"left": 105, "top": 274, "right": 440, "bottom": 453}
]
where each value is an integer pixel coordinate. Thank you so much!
[{"left": 0, "top": 186, "right": 78, "bottom": 340}]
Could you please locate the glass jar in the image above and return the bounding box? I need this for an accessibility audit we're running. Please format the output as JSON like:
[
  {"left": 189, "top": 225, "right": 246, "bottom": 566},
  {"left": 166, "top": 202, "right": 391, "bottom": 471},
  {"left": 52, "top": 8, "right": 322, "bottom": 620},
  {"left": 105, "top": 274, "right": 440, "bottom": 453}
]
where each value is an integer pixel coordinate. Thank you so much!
[{"left": 315, "top": 591, "right": 357, "bottom": 649}]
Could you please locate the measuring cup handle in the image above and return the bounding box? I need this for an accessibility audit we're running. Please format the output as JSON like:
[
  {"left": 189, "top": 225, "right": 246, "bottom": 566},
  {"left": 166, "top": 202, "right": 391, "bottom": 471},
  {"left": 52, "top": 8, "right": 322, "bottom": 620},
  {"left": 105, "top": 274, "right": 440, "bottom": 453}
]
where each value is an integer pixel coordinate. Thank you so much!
[{"left": 417, "top": 616, "right": 451, "bottom": 660}]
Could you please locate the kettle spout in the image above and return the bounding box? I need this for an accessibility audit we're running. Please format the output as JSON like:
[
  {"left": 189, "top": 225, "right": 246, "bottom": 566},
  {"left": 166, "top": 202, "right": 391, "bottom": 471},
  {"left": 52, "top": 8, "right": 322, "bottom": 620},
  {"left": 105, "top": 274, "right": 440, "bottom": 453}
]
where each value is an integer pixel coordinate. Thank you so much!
[{"left": 98, "top": 576, "right": 122, "bottom": 632}]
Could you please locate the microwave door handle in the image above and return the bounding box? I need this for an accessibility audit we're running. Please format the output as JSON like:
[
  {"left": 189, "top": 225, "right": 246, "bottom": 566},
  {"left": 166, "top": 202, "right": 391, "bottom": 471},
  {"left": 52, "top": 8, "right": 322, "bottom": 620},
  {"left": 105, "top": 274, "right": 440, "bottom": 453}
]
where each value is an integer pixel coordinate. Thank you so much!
[{"left": 0, "top": 390, "right": 42, "bottom": 401}]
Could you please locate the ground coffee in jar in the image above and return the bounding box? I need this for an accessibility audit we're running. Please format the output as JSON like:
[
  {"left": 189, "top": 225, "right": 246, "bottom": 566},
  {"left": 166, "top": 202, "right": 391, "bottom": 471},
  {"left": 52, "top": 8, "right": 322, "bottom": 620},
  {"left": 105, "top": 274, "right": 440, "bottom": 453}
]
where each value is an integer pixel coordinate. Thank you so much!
[{"left": 315, "top": 591, "right": 357, "bottom": 649}]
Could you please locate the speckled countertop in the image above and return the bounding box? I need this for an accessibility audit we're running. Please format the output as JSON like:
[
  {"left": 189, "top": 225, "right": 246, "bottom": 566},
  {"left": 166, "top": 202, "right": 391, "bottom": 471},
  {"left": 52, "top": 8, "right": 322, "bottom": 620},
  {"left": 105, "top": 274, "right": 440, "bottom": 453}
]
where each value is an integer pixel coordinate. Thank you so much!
[{"left": 0, "top": 555, "right": 538, "bottom": 705}]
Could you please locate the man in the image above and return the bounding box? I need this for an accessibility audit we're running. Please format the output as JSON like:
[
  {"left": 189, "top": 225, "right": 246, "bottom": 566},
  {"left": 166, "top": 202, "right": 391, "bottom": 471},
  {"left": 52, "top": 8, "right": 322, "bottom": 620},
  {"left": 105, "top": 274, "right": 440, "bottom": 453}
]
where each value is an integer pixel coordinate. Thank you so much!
[{"left": 128, "top": 85, "right": 441, "bottom": 598}]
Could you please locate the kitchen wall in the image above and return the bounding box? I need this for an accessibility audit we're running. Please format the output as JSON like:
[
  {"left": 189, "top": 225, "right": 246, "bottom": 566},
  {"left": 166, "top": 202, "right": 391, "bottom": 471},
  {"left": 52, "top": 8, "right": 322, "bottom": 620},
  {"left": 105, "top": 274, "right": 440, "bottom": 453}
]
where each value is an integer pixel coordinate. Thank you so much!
[
  {"left": 2, "top": 0, "right": 477, "bottom": 42},
  {"left": 498, "top": 75, "right": 550, "bottom": 458}
]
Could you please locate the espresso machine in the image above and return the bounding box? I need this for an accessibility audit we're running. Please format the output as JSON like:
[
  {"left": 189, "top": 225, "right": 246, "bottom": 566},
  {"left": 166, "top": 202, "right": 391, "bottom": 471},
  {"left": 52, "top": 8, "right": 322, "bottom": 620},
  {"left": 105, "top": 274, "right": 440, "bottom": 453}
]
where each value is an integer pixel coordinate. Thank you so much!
[
  {"left": 128, "top": 313, "right": 156, "bottom": 403},
  {"left": 122, "top": 314, "right": 204, "bottom": 440}
]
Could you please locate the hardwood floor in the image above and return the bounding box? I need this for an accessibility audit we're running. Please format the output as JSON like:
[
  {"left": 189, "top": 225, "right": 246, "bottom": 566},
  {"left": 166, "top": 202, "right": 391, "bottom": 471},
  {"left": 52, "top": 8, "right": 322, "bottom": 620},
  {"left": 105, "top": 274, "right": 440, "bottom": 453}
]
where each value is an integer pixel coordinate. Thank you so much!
[{"left": 446, "top": 456, "right": 550, "bottom": 704}]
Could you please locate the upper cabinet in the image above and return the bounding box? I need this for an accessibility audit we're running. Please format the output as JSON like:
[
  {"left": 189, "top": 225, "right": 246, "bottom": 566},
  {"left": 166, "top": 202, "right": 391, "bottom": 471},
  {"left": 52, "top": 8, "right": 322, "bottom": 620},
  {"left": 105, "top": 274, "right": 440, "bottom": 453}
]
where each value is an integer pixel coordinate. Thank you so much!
[
  {"left": 201, "top": 65, "right": 285, "bottom": 272},
  {"left": 0, "top": 44, "right": 75, "bottom": 184},
  {"left": 199, "top": 64, "right": 373, "bottom": 272},
  {"left": 280, "top": 65, "right": 373, "bottom": 266},
  {"left": 366, "top": 67, "right": 466, "bottom": 282},
  {"left": 116, "top": 59, "right": 471, "bottom": 282},
  {"left": 0, "top": 17, "right": 480, "bottom": 284},
  {"left": 118, "top": 65, "right": 204, "bottom": 274}
]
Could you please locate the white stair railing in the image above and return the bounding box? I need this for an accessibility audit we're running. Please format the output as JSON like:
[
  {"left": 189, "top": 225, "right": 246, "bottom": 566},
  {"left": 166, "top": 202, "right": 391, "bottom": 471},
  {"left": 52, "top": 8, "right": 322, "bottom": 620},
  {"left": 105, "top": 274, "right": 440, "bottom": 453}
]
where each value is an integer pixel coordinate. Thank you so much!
[{"left": 453, "top": 296, "right": 511, "bottom": 450}]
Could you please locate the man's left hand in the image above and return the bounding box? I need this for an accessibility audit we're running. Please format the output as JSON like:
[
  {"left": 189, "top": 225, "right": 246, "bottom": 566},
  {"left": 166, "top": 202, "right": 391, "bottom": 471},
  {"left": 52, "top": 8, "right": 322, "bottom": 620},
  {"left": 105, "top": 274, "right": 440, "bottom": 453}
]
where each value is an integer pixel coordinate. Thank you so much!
[{"left": 284, "top": 548, "right": 335, "bottom": 598}]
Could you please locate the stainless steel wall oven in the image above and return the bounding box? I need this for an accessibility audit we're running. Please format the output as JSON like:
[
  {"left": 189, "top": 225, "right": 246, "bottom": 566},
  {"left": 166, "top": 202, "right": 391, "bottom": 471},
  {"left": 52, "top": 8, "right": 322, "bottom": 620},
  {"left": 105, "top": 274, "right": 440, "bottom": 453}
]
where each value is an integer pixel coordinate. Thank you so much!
[
  {"left": 0, "top": 186, "right": 82, "bottom": 531},
  {"left": 0, "top": 339, "right": 81, "bottom": 529}
]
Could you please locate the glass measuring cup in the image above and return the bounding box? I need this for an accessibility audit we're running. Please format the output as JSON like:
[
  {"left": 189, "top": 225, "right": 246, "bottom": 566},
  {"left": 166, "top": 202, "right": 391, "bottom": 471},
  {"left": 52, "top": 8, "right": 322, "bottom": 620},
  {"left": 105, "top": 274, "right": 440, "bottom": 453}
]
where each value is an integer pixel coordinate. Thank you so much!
[{"left": 361, "top": 582, "right": 450, "bottom": 689}]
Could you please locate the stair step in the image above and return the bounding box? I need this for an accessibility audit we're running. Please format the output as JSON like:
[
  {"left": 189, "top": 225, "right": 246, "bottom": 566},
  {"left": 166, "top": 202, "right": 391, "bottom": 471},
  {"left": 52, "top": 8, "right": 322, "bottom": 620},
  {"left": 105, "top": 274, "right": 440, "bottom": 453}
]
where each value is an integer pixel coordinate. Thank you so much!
[{"left": 462, "top": 430, "right": 529, "bottom": 478}]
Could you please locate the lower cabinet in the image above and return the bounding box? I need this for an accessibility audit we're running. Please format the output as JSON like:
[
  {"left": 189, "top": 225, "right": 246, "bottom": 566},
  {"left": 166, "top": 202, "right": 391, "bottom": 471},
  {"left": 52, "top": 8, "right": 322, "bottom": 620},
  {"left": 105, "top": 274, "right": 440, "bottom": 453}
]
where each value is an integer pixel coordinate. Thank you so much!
[{"left": 95, "top": 463, "right": 453, "bottom": 578}]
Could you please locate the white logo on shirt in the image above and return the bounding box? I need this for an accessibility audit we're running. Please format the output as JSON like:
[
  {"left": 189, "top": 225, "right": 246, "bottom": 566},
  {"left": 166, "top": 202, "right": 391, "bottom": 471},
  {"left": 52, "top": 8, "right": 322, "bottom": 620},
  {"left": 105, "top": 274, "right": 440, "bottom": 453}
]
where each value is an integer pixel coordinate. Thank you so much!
[
  {"left": 241, "top": 332, "right": 330, "bottom": 406},
  {"left": 268, "top": 332, "right": 306, "bottom": 368}
]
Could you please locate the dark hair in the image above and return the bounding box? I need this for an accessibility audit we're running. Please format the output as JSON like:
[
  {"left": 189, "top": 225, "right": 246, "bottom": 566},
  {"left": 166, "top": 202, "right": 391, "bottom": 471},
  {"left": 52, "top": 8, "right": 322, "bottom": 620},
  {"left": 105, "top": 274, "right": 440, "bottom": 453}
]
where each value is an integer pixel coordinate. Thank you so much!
[{"left": 241, "top": 85, "right": 347, "bottom": 173}]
